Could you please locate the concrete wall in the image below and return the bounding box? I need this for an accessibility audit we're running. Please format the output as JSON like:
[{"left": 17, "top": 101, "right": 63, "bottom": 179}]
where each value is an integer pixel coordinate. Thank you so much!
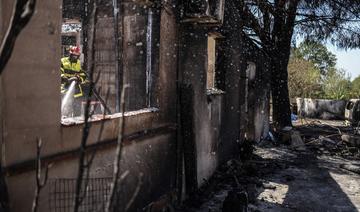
[
  {"left": 175, "top": 2, "right": 271, "bottom": 194},
  {"left": 296, "top": 98, "right": 346, "bottom": 120},
  {"left": 177, "top": 18, "right": 270, "bottom": 191},
  {"left": 1, "top": 0, "right": 62, "bottom": 166},
  {"left": 246, "top": 58, "right": 270, "bottom": 142},
  {"left": 179, "top": 26, "right": 223, "bottom": 188},
  {"left": 217, "top": 28, "right": 244, "bottom": 155},
  {"left": 7, "top": 133, "right": 177, "bottom": 212},
  {"left": 1, "top": 0, "right": 271, "bottom": 210},
  {"left": 219, "top": 2, "right": 270, "bottom": 146}
]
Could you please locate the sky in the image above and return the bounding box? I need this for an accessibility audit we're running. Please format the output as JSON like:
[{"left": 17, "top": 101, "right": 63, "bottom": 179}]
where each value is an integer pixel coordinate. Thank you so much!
[{"left": 327, "top": 45, "right": 360, "bottom": 80}]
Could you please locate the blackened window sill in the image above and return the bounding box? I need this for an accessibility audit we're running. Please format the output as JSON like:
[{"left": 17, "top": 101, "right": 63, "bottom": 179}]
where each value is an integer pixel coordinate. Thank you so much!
[
  {"left": 206, "top": 88, "right": 225, "bottom": 96},
  {"left": 61, "top": 107, "right": 159, "bottom": 126}
]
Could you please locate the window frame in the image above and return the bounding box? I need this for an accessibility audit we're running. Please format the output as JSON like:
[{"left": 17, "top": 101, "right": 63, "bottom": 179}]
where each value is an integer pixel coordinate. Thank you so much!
[
  {"left": 60, "top": 1, "right": 161, "bottom": 125},
  {"left": 206, "top": 32, "right": 225, "bottom": 96}
]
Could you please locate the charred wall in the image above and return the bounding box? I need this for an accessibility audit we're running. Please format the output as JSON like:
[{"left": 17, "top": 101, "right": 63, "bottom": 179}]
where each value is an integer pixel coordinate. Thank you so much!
[
  {"left": 90, "top": 1, "right": 161, "bottom": 112},
  {"left": 245, "top": 51, "right": 270, "bottom": 142},
  {"left": 1, "top": 0, "right": 178, "bottom": 211},
  {"left": 218, "top": 1, "right": 270, "bottom": 149},
  {"left": 0, "top": 0, "right": 271, "bottom": 211},
  {"left": 179, "top": 25, "right": 224, "bottom": 189},
  {"left": 216, "top": 28, "right": 246, "bottom": 162},
  {"left": 7, "top": 133, "right": 177, "bottom": 212},
  {"left": 178, "top": 0, "right": 271, "bottom": 192},
  {"left": 63, "top": 0, "right": 85, "bottom": 20}
]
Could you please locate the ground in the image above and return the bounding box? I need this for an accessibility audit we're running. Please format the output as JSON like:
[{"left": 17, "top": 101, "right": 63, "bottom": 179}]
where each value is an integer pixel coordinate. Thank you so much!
[{"left": 179, "top": 120, "right": 360, "bottom": 212}]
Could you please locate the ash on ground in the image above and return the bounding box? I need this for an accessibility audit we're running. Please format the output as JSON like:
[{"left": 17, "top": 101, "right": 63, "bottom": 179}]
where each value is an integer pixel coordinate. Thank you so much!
[{"left": 178, "top": 119, "right": 360, "bottom": 212}]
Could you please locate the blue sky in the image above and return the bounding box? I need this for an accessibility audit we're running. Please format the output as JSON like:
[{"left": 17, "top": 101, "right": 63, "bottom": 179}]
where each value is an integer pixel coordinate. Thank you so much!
[{"left": 327, "top": 45, "right": 360, "bottom": 80}]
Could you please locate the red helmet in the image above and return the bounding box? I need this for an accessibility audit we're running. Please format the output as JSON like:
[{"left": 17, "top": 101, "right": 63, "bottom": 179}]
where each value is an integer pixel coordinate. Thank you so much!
[{"left": 69, "top": 46, "right": 81, "bottom": 56}]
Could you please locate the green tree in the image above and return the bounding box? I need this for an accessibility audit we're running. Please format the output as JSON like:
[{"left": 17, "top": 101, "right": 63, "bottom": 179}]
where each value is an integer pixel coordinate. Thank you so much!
[
  {"left": 322, "top": 68, "right": 352, "bottom": 100},
  {"left": 294, "top": 40, "right": 337, "bottom": 75},
  {"left": 288, "top": 56, "right": 322, "bottom": 99},
  {"left": 351, "top": 76, "right": 360, "bottom": 98},
  {"left": 230, "top": 0, "right": 360, "bottom": 128}
]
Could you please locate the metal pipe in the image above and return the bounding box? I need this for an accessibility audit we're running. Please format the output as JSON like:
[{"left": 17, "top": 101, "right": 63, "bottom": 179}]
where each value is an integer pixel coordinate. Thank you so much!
[
  {"left": 112, "top": 0, "right": 122, "bottom": 112},
  {"left": 146, "top": 8, "right": 154, "bottom": 107}
]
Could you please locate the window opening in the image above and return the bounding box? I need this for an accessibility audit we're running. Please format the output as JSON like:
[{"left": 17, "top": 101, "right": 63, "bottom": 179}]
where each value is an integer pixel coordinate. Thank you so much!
[
  {"left": 60, "top": 0, "right": 160, "bottom": 123},
  {"left": 346, "top": 101, "right": 354, "bottom": 110},
  {"left": 206, "top": 33, "right": 224, "bottom": 94},
  {"left": 207, "top": 36, "right": 216, "bottom": 90},
  {"left": 146, "top": 8, "right": 154, "bottom": 108},
  {"left": 122, "top": 4, "right": 160, "bottom": 112}
]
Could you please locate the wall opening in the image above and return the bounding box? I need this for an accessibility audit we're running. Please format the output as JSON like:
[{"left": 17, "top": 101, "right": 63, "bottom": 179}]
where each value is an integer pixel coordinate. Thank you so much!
[
  {"left": 60, "top": 0, "right": 160, "bottom": 123},
  {"left": 207, "top": 35, "right": 216, "bottom": 90},
  {"left": 206, "top": 33, "right": 225, "bottom": 94}
]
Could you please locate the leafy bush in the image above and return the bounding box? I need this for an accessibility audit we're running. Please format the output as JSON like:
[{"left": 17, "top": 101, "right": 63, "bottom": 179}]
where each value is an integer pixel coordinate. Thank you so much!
[{"left": 289, "top": 41, "right": 355, "bottom": 100}]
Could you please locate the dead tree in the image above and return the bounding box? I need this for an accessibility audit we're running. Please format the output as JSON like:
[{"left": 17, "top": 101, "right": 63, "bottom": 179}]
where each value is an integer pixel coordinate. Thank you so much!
[
  {"left": 105, "top": 83, "right": 128, "bottom": 212},
  {"left": 31, "top": 138, "right": 50, "bottom": 212},
  {"left": 73, "top": 1, "right": 98, "bottom": 211},
  {"left": 106, "top": 0, "right": 128, "bottom": 209},
  {"left": 125, "top": 173, "right": 144, "bottom": 211},
  {"left": 71, "top": 0, "right": 130, "bottom": 210}
]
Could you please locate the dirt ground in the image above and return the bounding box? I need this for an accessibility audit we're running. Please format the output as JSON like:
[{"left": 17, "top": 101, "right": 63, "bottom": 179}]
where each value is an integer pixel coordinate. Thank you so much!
[{"left": 179, "top": 120, "right": 360, "bottom": 212}]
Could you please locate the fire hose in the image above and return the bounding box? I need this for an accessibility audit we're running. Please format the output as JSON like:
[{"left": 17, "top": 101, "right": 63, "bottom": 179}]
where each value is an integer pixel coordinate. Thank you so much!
[{"left": 62, "top": 76, "right": 112, "bottom": 115}]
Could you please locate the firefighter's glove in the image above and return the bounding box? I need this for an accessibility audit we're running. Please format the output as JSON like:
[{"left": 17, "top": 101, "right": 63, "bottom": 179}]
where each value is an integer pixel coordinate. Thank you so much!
[{"left": 69, "top": 76, "right": 78, "bottom": 82}]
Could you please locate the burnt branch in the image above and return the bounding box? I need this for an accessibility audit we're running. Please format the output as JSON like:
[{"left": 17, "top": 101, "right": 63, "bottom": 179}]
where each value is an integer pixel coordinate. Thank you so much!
[
  {"left": 31, "top": 138, "right": 50, "bottom": 212},
  {"left": 0, "top": 0, "right": 37, "bottom": 73},
  {"left": 232, "top": 0, "right": 272, "bottom": 49},
  {"left": 73, "top": 1, "right": 98, "bottom": 211},
  {"left": 85, "top": 88, "right": 111, "bottom": 168},
  {"left": 105, "top": 0, "right": 130, "bottom": 210},
  {"left": 105, "top": 84, "right": 129, "bottom": 212},
  {"left": 125, "top": 173, "right": 144, "bottom": 211}
]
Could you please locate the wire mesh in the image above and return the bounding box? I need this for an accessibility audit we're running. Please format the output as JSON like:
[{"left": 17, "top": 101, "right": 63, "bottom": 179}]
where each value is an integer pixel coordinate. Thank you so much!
[{"left": 49, "top": 178, "right": 112, "bottom": 212}]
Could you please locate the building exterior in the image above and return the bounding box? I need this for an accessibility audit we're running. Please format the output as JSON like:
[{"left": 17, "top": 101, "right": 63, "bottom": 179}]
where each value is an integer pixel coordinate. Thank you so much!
[{"left": 0, "top": 0, "right": 270, "bottom": 211}]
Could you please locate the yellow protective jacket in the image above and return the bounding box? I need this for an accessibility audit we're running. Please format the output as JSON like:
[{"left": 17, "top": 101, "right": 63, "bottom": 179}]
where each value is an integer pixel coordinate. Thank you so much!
[
  {"left": 60, "top": 57, "right": 87, "bottom": 97},
  {"left": 60, "top": 57, "right": 86, "bottom": 81}
]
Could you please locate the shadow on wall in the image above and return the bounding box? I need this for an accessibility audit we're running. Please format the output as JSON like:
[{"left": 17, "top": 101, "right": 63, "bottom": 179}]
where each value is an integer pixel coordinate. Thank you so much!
[{"left": 296, "top": 98, "right": 346, "bottom": 120}]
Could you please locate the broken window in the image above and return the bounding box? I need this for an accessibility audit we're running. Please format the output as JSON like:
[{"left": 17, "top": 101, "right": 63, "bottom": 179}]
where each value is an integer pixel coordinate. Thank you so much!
[
  {"left": 60, "top": 0, "right": 160, "bottom": 122},
  {"left": 346, "top": 101, "right": 355, "bottom": 110}
]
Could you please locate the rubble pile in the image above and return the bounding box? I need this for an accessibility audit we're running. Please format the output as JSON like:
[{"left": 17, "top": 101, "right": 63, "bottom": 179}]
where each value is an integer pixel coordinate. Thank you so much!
[
  {"left": 179, "top": 149, "right": 297, "bottom": 211},
  {"left": 296, "top": 120, "right": 360, "bottom": 159},
  {"left": 179, "top": 119, "right": 360, "bottom": 212}
]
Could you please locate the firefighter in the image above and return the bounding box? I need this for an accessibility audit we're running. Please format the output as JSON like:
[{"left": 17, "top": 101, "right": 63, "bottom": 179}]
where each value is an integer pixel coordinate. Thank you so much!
[{"left": 60, "top": 46, "right": 87, "bottom": 98}]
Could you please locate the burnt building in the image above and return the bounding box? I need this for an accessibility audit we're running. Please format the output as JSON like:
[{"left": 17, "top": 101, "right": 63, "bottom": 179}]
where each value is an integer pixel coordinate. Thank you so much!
[{"left": 0, "top": 0, "right": 270, "bottom": 211}]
